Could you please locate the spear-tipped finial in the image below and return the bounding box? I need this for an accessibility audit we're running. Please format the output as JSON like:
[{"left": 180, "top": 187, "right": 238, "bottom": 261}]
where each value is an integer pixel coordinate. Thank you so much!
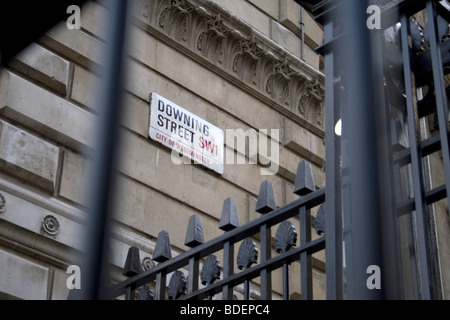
[
  {"left": 153, "top": 230, "right": 172, "bottom": 263},
  {"left": 293, "top": 160, "right": 316, "bottom": 196},
  {"left": 256, "top": 180, "right": 277, "bottom": 214},
  {"left": 219, "top": 197, "right": 239, "bottom": 231},
  {"left": 185, "top": 214, "right": 205, "bottom": 248},
  {"left": 122, "top": 246, "right": 142, "bottom": 277}
]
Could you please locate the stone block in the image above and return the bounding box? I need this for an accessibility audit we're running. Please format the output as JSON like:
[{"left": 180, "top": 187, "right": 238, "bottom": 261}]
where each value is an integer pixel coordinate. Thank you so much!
[
  {"left": 302, "top": 43, "right": 321, "bottom": 70},
  {"left": 59, "top": 150, "right": 90, "bottom": 205},
  {"left": 284, "top": 180, "right": 297, "bottom": 205},
  {"left": 127, "top": 24, "right": 158, "bottom": 69},
  {"left": 280, "top": 0, "right": 301, "bottom": 35},
  {"left": 71, "top": 65, "right": 100, "bottom": 110},
  {"left": 0, "top": 248, "right": 49, "bottom": 300},
  {"left": 112, "top": 174, "right": 223, "bottom": 250},
  {"left": 8, "top": 43, "right": 70, "bottom": 95},
  {"left": 51, "top": 267, "right": 71, "bottom": 300},
  {"left": 80, "top": 0, "right": 107, "bottom": 38},
  {"left": 277, "top": 143, "right": 325, "bottom": 188},
  {"left": 155, "top": 42, "right": 227, "bottom": 108},
  {"left": 39, "top": 21, "right": 104, "bottom": 69},
  {"left": 0, "top": 120, "right": 60, "bottom": 192},
  {"left": 248, "top": 0, "right": 279, "bottom": 20},
  {"left": 301, "top": 8, "right": 324, "bottom": 48},
  {"left": 116, "top": 128, "right": 250, "bottom": 226},
  {"left": 270, "top": 20, "right": 301, "bottom": 58},
  {"left": 121, "top": 92, "right": 150, "bottom": 138},
  {"left": 283, "top": 117, "right": 324, "bottom": 167},
  {"left": 0, "top": 70, "right": 96, "bottom": 151}
]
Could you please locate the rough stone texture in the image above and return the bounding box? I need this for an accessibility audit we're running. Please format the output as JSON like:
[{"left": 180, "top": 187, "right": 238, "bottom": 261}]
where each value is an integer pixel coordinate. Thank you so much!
[
  {"left": 80, "top": 0, "right": 107, "bottom": 38},
  {"left": 301, "top": 7, "right": 324, "bottom": 47},
  {"left": 0, "top": 248, "right": 49, "bottom": 300},
  {"left": 127, "top": 24, "right": 158, "bottom": 69},
  {"left": 0, "top": 120, "right": 59, "bottom": 192},
  {"left": 71, "top": 65, "right": 100, "bottom": 110},
  {"left": 59, "top": 150, "right": 90, "bottom": 205},
  {"left": 121, "top": 92, "right": 150, "bottom": 138},
  {"left": 279, "top": 0, "right": 301, "bottom": 35},
  {"left": 248, "top": 0, "right": 279, "bottom": 20},
  {"left": 283, "top": 117, "right": 325, "bottom": 167},
  {"left": 270, "top": 20, "right": 302, "bottom": 60},
  {"left": 51, "top": 268, "right": 71, "bottom": 300},
  {"left": 112, "top": 174, "right": 224, "bottom": 250},
  {"left": 8, "top": 43, "right": 70, "bottom": 95},
  {"left": 271, "top": 15, "right": 322, "bottom": 69},
  {"left": 116, "top": 128, "right": 250, "bottom": 226},
  {"left": 39, "top": 21, "right": 104, "bottom": 69},
  {"left": 0, "top": 70, "right": 96, "bottom": 151}
]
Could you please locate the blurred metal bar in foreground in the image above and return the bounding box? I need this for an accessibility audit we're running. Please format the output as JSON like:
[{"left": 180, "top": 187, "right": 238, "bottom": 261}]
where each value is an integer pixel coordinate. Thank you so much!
[{"left": 75, "top": 0, "right": 130, "bottom": 300}]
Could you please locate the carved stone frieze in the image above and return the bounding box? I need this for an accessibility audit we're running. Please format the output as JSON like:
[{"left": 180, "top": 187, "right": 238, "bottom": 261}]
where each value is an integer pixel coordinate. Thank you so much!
[
  {"left": 297, "top": 77, "right": 324, "bottom": 127},
  {"left": 131, "top": 0, "right": 325, "bottom": 130}
]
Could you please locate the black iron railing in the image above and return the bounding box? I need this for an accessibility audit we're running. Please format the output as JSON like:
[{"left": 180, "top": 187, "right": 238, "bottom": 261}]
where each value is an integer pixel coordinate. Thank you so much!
[
  {"left": 301, "top": 0, "right": 450, "bottom": 299},
  {"left": 106, "top": 160, "right": 326, "bottom": 300}
]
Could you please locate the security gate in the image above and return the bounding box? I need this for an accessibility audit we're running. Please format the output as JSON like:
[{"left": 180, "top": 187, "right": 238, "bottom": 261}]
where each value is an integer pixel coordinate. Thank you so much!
[{"left": 308, "top": 0, "right": 450, "bottom": 299}]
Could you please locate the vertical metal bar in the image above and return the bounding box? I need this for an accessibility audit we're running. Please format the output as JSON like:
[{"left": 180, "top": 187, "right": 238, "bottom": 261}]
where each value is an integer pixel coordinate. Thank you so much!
[
  {"left": 188, "top": 257, "right": 199, "bottom": 296},
  {"left": 300, "top": 206, "right": 312, "bottom": 299},
  {"left": 399, "top": 13, "right": 432, "bottom": 300},
  {"left": 222, "top": 241, "right": 234, "bottom": 299},
  {"left": 244, "top": 279, "right": 250, "bottom": 300},
  {"left": 283, "top": 263, "right": 289, "bottom": 300},
  {"left": 80, "top": 0, "right": 129, "bottom": 300},
  {"left": 406, "top": 213, "right": 420, "bottom": 299},
  {"left": 323, "top": 18, "right": 343, "bottom": 300},
  {"left": 426, "top": 0, "right": 450, "bottom": 213},
  {"left": 392, "top": 159, "right": 409, "bottom": 299},
  {"left": 371, "top": 18, "right": 401, "bottom": 300},
  {"left": 259, "top": 224, "right": 272, "bottom": 299},
  {"left": 124, "top": 285, "right": 135, "bottom": 300},
  {"left": 156, "top": 272, "right": 166, "bottom": 300},
  {"left": 342, "top": 0, "right": 384, "bottom": 299}
]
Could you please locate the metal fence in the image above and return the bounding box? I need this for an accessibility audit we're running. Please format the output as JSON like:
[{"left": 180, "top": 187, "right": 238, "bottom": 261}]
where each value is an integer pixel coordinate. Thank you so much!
[
  {"left": 307, "top": 0, "right": 450, "bottom": 299},
  {"left": 106, "top": 160, "right": 326, "bottom": 300}
]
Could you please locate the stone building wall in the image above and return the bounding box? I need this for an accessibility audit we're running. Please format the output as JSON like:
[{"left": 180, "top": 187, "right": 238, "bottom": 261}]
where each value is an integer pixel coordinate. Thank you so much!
[{"left": 0, "top": 0, "right": 326, "bottom": 300}]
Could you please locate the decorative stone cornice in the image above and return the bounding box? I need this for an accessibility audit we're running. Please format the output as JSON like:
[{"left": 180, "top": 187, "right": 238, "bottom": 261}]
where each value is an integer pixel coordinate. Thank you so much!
[{"left": 130, "top": 0, "right": 325, "bottom": 136}]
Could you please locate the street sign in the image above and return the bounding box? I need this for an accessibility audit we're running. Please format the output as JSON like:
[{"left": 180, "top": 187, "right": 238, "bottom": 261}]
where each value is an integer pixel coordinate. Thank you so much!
[{"left": 149, "top": 92, "right": 224, "bottom": 174}]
